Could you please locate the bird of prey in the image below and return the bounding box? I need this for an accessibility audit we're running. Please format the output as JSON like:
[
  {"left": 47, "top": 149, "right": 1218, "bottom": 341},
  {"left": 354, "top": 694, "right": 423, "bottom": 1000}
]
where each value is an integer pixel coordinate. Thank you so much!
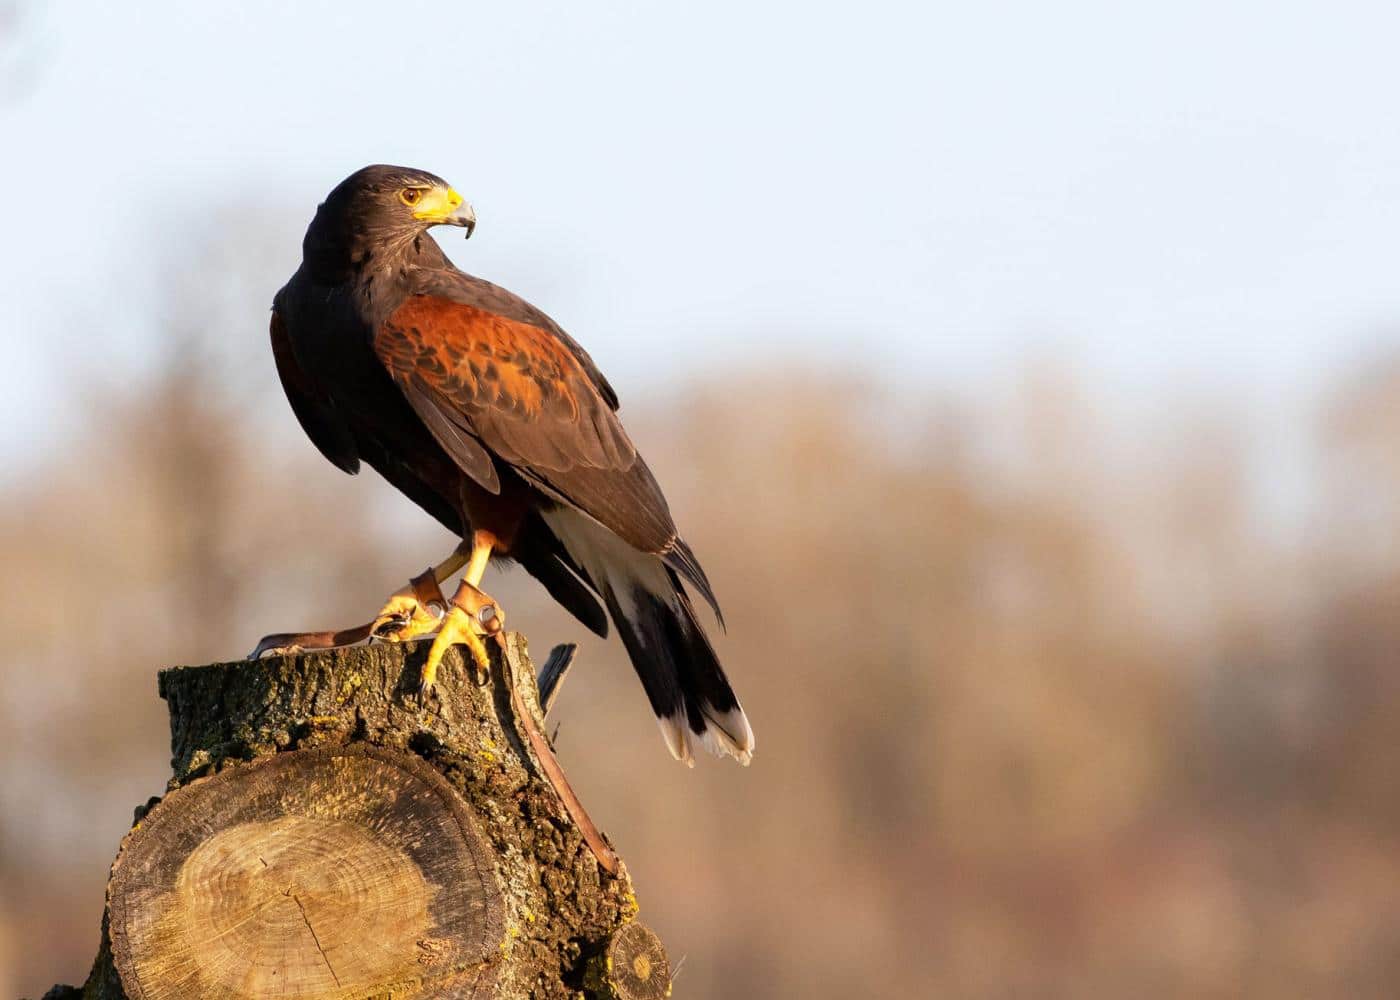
[{"left": 253, "top": 165, "right": 753, "bottom": 766}]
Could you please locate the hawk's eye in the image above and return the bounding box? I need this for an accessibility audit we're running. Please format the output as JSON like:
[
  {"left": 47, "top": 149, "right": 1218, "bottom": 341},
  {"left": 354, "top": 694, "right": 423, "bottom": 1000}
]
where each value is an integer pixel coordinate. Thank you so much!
[{"left": 399, "top": 188, "right": 424, "bottom": 207}]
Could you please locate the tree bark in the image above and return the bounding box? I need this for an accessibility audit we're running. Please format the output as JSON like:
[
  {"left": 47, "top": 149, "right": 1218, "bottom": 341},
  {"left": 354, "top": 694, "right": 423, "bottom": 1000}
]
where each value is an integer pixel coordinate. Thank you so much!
[{"left": 41, "top": 634, "right": 667, "bottom": 1000}]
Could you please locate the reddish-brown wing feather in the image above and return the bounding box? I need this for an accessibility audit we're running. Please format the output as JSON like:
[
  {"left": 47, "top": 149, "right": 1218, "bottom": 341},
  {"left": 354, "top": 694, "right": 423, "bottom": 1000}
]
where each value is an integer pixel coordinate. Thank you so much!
[
  {"left": 375, "top": 294, "right": 725, "bottom": 622},
  {"left": 374, "top": 296, "right": 682, "bottom": 550},
  {"left": 377, "top": 297, "right": 634, "bottom": 473},
  {"left": 412, "top": 270, "right": 621, "bottom": 411}
]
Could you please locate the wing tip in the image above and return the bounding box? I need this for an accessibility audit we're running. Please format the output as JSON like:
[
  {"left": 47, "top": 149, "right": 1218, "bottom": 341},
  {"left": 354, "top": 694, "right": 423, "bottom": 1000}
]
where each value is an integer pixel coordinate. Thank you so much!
[{"left": 663, "top": 537, "right": 726, "bottom": 629}]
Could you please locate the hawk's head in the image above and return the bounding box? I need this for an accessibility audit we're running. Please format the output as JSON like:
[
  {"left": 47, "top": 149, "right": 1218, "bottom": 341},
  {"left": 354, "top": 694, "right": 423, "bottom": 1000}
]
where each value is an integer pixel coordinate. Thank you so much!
[{"left": 310, "top": 164, "right": 476, "bottom": 250}]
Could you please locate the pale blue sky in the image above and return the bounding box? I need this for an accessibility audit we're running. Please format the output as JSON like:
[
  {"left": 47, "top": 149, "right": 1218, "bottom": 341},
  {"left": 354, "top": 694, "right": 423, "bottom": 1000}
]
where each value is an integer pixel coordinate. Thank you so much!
[{"left": 4, "top": 0, "right": 1400, "bottom": 466}]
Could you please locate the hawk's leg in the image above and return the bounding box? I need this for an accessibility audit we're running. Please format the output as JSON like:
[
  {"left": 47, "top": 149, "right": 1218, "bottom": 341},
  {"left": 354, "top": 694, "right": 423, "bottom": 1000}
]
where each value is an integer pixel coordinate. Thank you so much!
[
  {"left": 247, "top": 542, "right": 470, "bottom": 659},
  {"left": 369, "top": 541, "right": 472, "bottom": 643},
  {"left": 418, "top": 533, "right": 505, "bottom": 702}
]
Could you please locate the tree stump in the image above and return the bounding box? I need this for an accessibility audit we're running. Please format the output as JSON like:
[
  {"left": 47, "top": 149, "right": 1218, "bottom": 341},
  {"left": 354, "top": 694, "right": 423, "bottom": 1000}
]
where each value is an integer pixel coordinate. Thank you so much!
[{"left": 44, "top": 634, "right": 670, "bottom": 1000}]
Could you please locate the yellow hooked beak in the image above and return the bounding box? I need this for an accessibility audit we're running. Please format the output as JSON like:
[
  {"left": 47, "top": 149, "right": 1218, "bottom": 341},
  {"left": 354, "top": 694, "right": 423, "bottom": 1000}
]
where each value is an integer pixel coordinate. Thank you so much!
[{"left": 413, "top": 186, "right": 476, "bottom": 236}]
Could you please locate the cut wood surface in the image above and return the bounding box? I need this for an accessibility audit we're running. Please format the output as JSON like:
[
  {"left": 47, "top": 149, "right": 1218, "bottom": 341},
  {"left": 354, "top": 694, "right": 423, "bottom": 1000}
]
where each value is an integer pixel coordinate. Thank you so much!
[
  {"left": 108, "top": 744, "right": 503, "bottom": 1000},
  {"left": 583, "top": 921, "right": 673, "bottom": 1000},
  {"left": 41, "top": 635, "right": 669, "bottom": 1000}
]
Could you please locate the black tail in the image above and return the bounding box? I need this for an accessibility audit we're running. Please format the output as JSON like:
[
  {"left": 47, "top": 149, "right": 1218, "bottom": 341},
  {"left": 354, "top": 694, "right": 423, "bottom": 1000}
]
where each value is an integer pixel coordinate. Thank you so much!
[{"left": 603, "top": 569, "right": 754, "bottom": 766}]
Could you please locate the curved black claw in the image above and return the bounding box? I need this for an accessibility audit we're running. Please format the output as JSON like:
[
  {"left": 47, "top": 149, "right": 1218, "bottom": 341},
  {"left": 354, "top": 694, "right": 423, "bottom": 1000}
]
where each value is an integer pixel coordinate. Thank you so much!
[
  {"left": 249, "top": 634, "right": 302, "bottom": 660},
  {"left": 372, "top": 611, "right": 413, "bottom": 642}
]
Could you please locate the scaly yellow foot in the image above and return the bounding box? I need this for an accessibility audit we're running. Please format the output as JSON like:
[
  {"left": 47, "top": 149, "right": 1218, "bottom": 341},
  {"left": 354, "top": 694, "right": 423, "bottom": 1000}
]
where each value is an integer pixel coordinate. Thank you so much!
[
  {"left": 417, "top": 579, "right": 505, "bottom": 704},
  {"left": 370, "top": 577, "right": 445, "bottom": 643}
]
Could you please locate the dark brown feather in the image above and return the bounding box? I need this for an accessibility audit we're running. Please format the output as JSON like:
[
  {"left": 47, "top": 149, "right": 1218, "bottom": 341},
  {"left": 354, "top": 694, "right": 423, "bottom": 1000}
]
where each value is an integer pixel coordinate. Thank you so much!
[
  {"left": 270, "top": 306, "right": 360, "bottom": 475},
  {"left": 400, "top": 375, "right": 501, "bottom": 494}
]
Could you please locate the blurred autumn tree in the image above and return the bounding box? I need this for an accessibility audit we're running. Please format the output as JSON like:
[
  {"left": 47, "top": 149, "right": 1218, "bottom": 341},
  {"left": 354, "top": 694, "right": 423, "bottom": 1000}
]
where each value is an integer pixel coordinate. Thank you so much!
[{"left": 5, "top": 222, "right": 1400, "bottom": 999}]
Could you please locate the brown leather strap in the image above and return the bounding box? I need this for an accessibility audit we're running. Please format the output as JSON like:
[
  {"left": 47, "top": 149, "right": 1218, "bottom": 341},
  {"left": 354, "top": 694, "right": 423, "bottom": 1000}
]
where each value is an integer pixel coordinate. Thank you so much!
[
  {"left": 248, "top": 623, "right": 374, "bottom": 660},
  {"left": 446, "top": 579, "right": 503, "bottom": 635},
  {"left": 250, "top": 567, "right": 449, "bottom": 660},
  {"left": 409, "top": 568, "right": 448, "bottom": 615},
  {"left": 500, "top": 642, "right": 620, "bottom": 875}
]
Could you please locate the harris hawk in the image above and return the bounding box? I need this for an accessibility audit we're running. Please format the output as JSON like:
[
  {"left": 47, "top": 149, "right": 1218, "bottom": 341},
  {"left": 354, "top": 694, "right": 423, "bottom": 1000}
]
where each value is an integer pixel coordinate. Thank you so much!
[{"left": 253, "top": 165, "right": 753, "bottom": 766}]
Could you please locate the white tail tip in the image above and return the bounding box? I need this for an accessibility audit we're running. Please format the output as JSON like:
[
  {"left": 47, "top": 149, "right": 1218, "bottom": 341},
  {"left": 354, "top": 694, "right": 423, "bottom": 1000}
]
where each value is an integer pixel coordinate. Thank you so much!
[{"left": 658, "top": 706, "right": 755, "bottom": 767}]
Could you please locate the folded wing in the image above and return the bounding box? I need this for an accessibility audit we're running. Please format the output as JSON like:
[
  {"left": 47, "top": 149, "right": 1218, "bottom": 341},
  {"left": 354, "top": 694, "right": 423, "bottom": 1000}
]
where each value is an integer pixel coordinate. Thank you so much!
[{"left": 373, "top": 292, "right": 721, "bottom": 620}]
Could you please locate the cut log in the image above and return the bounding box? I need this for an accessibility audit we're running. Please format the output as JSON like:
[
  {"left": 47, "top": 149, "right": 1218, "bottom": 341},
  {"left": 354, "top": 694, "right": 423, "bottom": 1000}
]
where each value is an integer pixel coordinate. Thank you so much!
[
  {"left": 42, "top": 634, "right": 669, "bottom": 1000},
  {"left": 108, "top": 744, "right": 503, "bottom": 999}
]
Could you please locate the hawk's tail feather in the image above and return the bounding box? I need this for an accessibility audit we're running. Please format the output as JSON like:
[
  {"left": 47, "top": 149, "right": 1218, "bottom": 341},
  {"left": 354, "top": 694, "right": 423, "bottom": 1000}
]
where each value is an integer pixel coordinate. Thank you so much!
[
  {"left": 540, "top": 504, "right": 753, "bottom": 765},
  {"left": 603, "top": 578, "right": 754, "bottom": 767}
]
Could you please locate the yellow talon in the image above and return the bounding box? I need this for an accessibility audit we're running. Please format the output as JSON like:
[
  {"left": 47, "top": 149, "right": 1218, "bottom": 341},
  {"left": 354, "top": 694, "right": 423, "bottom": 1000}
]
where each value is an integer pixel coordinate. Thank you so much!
[
  {"left": 372, "top": 546, "right": 473, "bottom": 644},
  {"left": 418, "top": 608, "right": 487, "bottom": 701},
  {"left": 371, "top": 586, "right": 445, "bottom": 643},
  {"left": 417, "top": 580, "right": 504, "bottom": 703}
]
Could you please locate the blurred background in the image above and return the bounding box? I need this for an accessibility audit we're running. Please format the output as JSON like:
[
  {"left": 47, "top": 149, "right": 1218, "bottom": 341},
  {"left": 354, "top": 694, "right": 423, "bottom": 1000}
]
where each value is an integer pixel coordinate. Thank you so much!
[{"left": 6, "top": 2, "right": 1400, "bottom": 997}]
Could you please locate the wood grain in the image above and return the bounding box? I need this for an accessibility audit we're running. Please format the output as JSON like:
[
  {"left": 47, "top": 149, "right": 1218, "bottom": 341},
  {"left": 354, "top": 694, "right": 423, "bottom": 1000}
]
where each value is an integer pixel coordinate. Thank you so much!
[
  {"left": 107, "top": 744, "right": 503, "bottom": 1000},
  {"left": 584, "top": 922, "right": 672, "bottom": 1000}
]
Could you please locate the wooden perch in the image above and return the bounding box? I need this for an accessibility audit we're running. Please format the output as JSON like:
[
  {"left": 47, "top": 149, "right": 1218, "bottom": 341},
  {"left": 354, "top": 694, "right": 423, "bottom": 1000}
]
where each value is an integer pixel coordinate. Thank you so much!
[{"left": 42, "top": 634, "right": 671, "bottom": 1000}]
